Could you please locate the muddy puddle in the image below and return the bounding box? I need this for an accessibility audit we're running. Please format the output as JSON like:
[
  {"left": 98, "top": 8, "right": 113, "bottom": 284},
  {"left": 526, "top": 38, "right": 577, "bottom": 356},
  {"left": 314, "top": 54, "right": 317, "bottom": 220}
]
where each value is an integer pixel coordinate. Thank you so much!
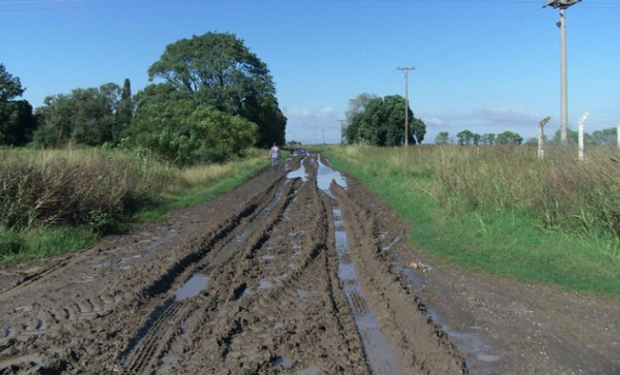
[{"left": 174, "top": 274, "right": 210, "bottom": 301}]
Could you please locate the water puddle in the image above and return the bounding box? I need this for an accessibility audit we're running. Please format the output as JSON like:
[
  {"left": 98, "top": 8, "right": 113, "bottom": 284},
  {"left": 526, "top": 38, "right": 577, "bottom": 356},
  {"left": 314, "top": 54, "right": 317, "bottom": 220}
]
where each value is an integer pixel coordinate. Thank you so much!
[
  {"left": 287, "top": 156, "right": 309, "bottom": 182},
  {"left": 262, "top": 255, "right": 277, "bottom": 261},
  {"left": 391, "top": 261, "right": 425, "bottom": 297},
  {"left": 273, "top": 356, "right": 294, "bottom": 368},
  {"left": 258, "top": 280, "right": 272, "bottom": 290},
  {"left": 316, "top": 158, "right": 347, "bottom": 195},
  {"left": 174, "top": 275, "right": 210, "bottom": 301},
  {"left": 331, "top": 206, "right": 405, "bottom": 375}
]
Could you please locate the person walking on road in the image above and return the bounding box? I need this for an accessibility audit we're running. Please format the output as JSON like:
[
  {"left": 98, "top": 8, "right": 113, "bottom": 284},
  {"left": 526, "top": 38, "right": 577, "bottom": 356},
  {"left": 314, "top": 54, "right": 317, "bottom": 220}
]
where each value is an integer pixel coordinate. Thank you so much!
[{"left": 269, "top": 143, "right": 280, "bottom": 170}]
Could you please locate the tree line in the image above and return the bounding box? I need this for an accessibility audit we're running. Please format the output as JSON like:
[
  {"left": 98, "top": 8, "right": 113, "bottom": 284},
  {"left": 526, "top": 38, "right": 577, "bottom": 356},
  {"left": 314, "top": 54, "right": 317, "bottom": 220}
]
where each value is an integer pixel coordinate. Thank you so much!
[
  {"left": 436, "top": 128, "right": 619, "bottom": 146},
  {"left": 0, "top": 32, "right": 286, "bottom": 165}
]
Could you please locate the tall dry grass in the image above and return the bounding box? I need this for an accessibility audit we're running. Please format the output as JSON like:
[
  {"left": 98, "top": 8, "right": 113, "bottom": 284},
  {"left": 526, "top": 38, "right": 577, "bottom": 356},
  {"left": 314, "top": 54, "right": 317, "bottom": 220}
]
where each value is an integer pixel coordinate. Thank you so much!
[
  {"left": 0, "top": 148, "right": 179, "bottom": 232},
  {"left": 432, "top": 145, "right": 620, "bottom": 239},
  {"left": 332, "top": 144, "right": 620, "bottom": 240}
]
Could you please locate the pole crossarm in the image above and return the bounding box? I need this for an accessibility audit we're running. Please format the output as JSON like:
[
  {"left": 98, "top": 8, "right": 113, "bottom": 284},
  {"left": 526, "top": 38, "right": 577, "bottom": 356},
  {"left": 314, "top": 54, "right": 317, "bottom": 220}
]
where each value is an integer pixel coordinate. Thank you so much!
[{"left": 543, "top": 0, "right": 581, "bottom": 9}]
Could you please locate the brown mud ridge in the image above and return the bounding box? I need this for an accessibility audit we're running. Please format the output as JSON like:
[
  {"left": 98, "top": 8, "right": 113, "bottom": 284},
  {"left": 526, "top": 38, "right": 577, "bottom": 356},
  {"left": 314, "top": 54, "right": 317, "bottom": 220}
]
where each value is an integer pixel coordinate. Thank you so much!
[{"left": 1, "top": 151, "right": 619, "bottom": 375}]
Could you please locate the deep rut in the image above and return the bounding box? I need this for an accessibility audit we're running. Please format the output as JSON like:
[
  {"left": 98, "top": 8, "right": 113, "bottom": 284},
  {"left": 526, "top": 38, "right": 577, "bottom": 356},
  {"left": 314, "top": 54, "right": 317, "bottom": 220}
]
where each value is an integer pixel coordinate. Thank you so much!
[{"left": 0, "top": 152, "right": 466, "bottom": 375}]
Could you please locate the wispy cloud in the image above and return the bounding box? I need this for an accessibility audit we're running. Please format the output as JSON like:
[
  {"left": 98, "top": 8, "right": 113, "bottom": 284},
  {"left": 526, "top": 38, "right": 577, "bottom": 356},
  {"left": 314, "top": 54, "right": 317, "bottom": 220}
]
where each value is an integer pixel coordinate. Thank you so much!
[{"left": 476, "top": 108, "right": 542, "bottom": 123}]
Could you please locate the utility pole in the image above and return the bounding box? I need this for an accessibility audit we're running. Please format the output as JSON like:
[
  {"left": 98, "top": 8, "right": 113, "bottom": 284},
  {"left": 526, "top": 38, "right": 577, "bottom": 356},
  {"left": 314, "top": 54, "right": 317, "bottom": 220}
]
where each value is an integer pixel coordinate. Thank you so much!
[
  {"left": 397, "top": 67, "right": 415, "bottom": 146},
  {"left": 321, "top": 129, "right": 325, "bottom": 144},
  {"left": 544, "top": 0, "right": 581, "bottom": 145},
  {"left": 339, "top": 120, "right": 346, "bottom": 144}
]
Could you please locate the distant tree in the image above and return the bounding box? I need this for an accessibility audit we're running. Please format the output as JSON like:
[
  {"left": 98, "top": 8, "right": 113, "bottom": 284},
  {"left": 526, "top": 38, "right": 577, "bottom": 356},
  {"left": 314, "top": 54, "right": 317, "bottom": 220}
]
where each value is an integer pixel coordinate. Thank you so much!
[
  {"left": 591, "top": 128, "right": 617, "bottom": 145},
  {"left": 551, "top": 129, "right": 578, "bottom": 144},
  {"left": 345, "top": 94, "right": 425, "bottom": 146},
  {"left": 496, "top": 131, "right": 523, "bottom": 145},
  {"left": 0, "top": 63, "right": 37, "bottom": 145},
  {"left": 472, "top": 133, "right": 481, "bottom": 146},
  {"left": 344, "top": 92, "right": 378, "bottom": 143},
  {"left": 435, "top": 131, "right": 450, "bottom": 145},
  {"left": 456, "top": 130, "right": 474, "bottom": 145},
  {"left": 481, "top": 133, "right": 496, "bottom": 145},
  {"left": 147, "top": 32, "right": 285, "bottom": 147},
  {"left": 34, "top": 83, "right": 122, "bottom": 147},
  {"left": 525, "top": 137, "right": 538, "bottom": 145}
]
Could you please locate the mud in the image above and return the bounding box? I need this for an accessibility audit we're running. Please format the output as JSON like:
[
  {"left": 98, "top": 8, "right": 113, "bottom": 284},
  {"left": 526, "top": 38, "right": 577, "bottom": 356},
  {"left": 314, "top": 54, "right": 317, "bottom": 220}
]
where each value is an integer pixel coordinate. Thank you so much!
[
  {"left": 0, "top": 153, "right": 465, "bottom": 374},
  {"left": 1, "top": 151, "right": 618, "bottom": 375}
]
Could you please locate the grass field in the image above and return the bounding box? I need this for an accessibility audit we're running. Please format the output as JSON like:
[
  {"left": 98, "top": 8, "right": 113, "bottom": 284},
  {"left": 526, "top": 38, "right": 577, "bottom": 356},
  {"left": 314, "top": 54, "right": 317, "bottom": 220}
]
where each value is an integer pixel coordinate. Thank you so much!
[
  {"left": 323, "top": 145, "right": 620, "bottom": 297},
  {"left": 0, "top": 147, "right": 277, "bottom": 261}
]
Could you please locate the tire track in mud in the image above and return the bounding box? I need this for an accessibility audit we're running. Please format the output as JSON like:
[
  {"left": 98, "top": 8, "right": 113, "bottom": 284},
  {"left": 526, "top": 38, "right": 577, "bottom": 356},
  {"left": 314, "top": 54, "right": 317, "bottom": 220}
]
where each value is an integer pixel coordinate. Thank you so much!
[
  {"left": 120, "top": 177, "right": 300, "bottom": 375},
  {"left": 0, "top": 153, "right": 467, "bottom": 375}
]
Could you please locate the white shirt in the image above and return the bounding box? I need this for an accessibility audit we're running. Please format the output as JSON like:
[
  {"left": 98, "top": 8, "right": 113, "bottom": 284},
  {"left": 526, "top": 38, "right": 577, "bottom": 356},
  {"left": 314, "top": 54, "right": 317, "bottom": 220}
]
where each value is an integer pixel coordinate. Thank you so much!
[{"left": 270, "top": 146, "right": 280, "bottom": 158}]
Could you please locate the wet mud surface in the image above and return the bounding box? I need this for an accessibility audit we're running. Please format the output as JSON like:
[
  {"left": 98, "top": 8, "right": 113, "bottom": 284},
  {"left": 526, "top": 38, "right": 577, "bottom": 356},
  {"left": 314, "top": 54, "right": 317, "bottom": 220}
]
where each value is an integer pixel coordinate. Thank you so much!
[{"left": 0, "top": 151, "right": 618, "bottom": 374}]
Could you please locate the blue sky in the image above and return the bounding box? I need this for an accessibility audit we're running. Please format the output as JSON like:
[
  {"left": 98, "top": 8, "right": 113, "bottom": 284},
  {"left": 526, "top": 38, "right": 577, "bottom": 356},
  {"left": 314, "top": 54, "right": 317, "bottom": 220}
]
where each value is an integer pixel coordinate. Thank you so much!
[{"left": 1, "top": 0, "right": 618, "bottom": 144}]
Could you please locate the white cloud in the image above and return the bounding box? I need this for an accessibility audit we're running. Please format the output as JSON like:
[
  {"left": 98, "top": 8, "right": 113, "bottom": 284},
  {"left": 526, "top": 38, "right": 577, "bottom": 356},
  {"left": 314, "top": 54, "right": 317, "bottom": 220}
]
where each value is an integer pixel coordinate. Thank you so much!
[
  {"left": 422, "top": 116, "right": 444, "bottom": 127},
  {"left": 284, "top": 107, "right": 343, "bottom": 144}
]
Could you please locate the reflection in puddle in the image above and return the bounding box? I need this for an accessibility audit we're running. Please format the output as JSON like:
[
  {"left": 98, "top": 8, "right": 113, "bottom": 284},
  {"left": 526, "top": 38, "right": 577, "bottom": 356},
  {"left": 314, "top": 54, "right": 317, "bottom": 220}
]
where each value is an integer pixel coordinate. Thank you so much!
[
  {"left": 273, "top": 356, "right": 294, "bottom": 368},
  {"left": 316, "top": 159, "right": 347, "bottom": 194},
  {"left": 287, "top": 156, "right": 309, "bottom": 181},
  {"left": 174, "top": 275, "right": 210, "bottom": 301},
  {"left": 258, "top": 280, "right": 272, "bottom": 290}
]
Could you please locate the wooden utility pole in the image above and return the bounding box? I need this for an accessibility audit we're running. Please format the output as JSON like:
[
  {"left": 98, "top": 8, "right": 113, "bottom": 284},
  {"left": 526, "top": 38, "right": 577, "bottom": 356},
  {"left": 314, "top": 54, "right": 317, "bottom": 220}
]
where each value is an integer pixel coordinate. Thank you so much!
[{"left": 397, "top": 67, "right": 415, "bottom": 146}]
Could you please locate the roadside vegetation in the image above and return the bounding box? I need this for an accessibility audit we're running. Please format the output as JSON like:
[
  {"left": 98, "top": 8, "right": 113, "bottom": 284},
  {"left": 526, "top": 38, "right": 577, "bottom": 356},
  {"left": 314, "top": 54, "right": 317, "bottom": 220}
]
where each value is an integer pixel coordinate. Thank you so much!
[
  {"left": 324, "top": 145, "right": 620, "bottom": 297},
  {"left": 0, "top": 32, "right": 288, "bottom": 261},
  {"left": 0, "top": 147, "right": 274, "bottom": 261}
]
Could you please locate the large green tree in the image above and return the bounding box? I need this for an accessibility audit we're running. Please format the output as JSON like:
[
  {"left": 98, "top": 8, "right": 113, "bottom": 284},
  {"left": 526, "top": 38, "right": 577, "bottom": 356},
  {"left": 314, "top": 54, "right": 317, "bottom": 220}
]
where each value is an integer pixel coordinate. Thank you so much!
[
  {"left": 128, "top": 83, "right": 258, "bottom": 164},
  {"left": 344, "top": 94, "right": 425, "bottom": 146},
  {"left": 147, "top": 32, "right": 286, "bottom": 147},
  {"left": 0, "top": 64, "right": 37, "bottom": 145}
]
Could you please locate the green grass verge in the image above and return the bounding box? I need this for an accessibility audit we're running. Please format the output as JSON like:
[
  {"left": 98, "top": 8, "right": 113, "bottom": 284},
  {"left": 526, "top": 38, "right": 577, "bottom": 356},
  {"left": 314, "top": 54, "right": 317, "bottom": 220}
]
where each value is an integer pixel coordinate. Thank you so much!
[{"left": 323, "top": 147, "right": 620, "bottom": 298}]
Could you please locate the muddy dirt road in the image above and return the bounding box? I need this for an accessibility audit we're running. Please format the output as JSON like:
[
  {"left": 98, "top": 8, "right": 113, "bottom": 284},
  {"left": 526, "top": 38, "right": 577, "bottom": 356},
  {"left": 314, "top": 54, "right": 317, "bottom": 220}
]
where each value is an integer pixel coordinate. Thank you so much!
[
  {"left": 1, "top": 152, "right": 619, "bottom": 375},
  {"left": 0, "top": 153, "right": 464, "bottom": 374}
]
